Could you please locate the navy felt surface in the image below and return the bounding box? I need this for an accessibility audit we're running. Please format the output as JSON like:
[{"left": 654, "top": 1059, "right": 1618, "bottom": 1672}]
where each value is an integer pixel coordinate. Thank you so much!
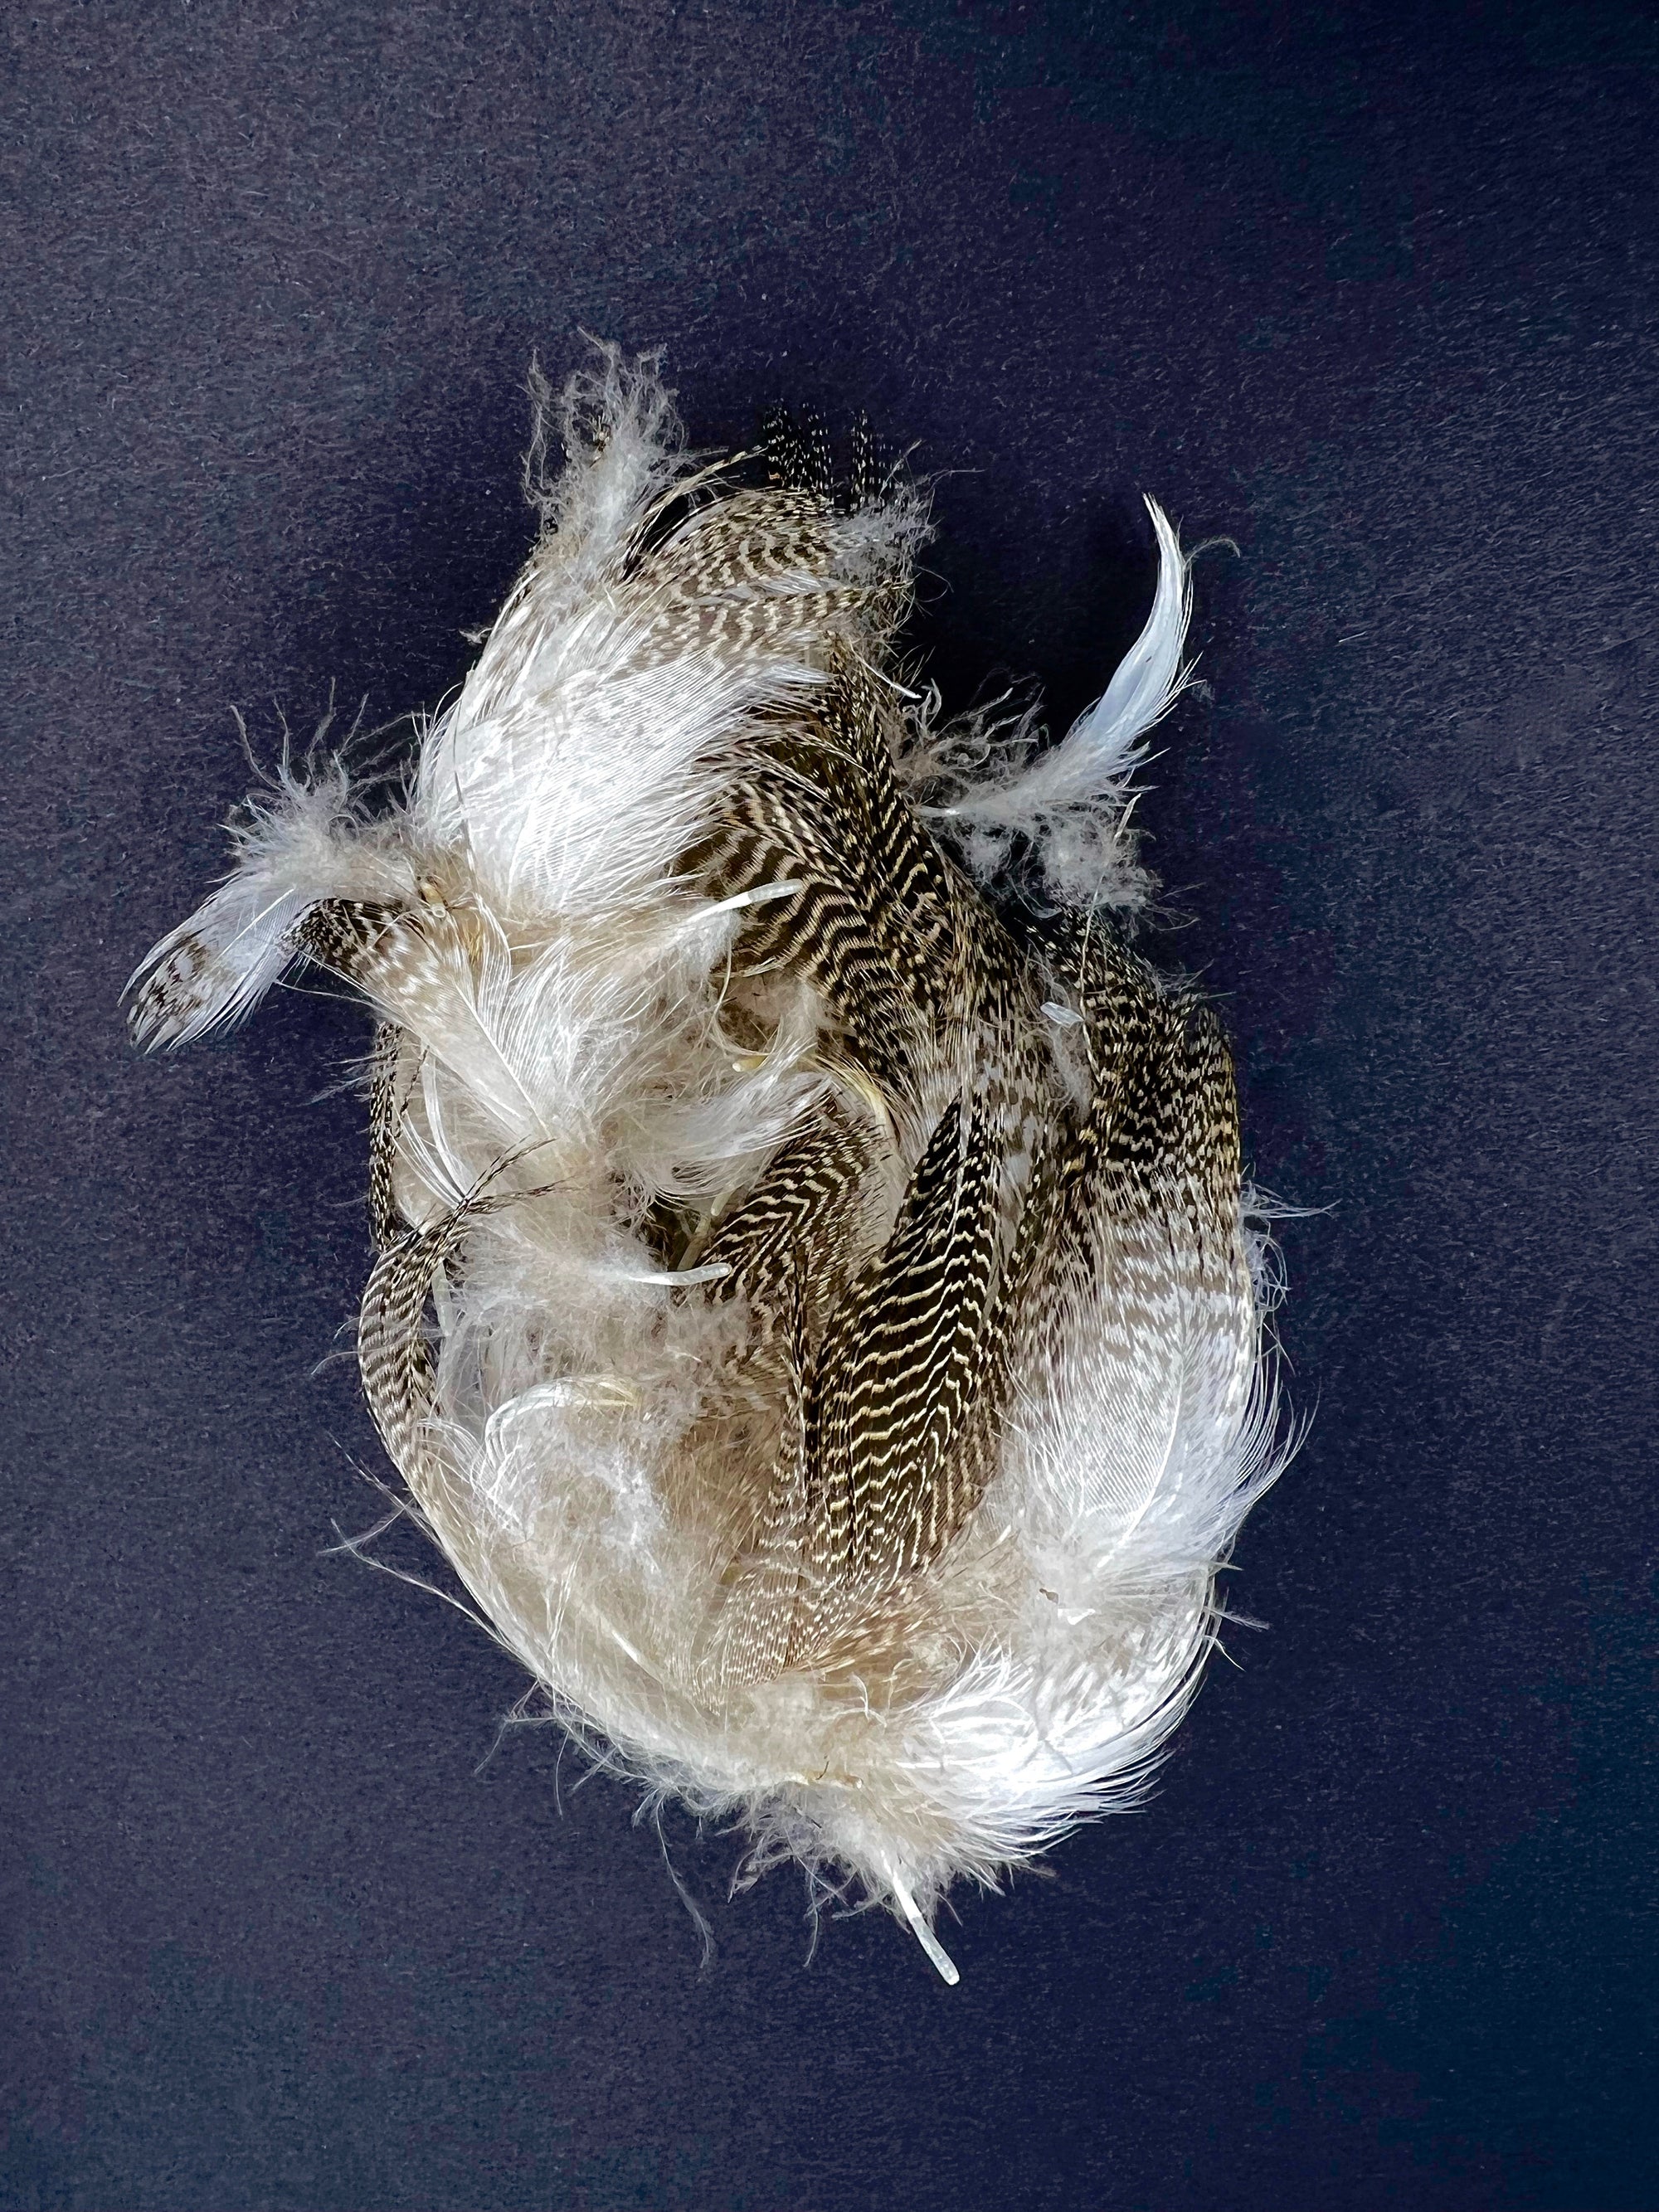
[{"left": 2, "top": 3, "right": 1655, "bottom": 2206}]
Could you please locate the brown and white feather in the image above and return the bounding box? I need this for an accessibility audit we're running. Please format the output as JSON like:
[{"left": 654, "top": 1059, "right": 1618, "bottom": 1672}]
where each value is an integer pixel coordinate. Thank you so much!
[{"left": 127, "top": 344, "right": 1286, "bottom": 1981}]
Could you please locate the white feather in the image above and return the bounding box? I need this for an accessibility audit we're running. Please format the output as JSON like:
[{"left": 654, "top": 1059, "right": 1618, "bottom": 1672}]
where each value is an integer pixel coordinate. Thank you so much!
[{"left": 918, "top": 495, "right": 1191, "bottom": 910}]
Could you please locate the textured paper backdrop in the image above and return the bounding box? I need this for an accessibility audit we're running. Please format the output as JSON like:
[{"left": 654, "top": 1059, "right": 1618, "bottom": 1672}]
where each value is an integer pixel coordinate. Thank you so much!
[{"left": 3, "top": 3, "right": 1653, "bottom": 2206}]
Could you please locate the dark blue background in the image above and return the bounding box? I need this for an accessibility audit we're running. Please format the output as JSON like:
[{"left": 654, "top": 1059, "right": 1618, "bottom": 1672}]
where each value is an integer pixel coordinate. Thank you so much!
[{"left": 3, "top": 3, "right": 1654, "bottom": 2205}]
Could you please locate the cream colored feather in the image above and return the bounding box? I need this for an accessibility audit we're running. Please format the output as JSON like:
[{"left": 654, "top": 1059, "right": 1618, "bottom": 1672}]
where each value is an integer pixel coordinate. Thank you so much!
[{"left": 129, "top": 346, "right": 1285, "bottom": 1982}]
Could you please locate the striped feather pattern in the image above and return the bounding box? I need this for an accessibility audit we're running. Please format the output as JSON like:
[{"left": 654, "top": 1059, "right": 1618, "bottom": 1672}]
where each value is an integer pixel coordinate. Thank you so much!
[{"left": 128, "top": 346, "right": 1286, "bottom": 1983}]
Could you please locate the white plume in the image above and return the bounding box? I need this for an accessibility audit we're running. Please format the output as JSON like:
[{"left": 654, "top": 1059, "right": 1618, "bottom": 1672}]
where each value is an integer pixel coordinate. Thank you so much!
[{"left": 914, "top": 495, "right": 1191, "bottom": 909}]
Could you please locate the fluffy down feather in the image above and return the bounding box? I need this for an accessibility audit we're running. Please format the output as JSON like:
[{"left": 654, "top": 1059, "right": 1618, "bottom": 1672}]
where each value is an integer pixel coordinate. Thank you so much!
[{"left": 129, "top": 346, "right": 1286, "bottom": 1981}]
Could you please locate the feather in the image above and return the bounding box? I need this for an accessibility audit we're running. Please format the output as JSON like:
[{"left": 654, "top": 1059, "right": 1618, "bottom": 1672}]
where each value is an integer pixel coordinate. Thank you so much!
[
  {"left": 912, "top": 495, "right": 1191, "bottom": 912},
  {"left": 129, "top": 343, "right": 1290, "bottom": 1981}
]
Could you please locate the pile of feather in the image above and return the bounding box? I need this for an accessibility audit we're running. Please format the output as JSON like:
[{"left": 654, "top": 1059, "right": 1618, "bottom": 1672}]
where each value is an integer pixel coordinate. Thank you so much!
[{"left": 129, "top": 348, "right": 1283, "bottom": 1981}]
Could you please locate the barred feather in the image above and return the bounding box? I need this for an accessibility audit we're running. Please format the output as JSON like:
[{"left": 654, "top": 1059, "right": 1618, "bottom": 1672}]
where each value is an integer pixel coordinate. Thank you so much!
[{"left": 128, "top": 343, "right": 1287, "bottom": 1983}]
